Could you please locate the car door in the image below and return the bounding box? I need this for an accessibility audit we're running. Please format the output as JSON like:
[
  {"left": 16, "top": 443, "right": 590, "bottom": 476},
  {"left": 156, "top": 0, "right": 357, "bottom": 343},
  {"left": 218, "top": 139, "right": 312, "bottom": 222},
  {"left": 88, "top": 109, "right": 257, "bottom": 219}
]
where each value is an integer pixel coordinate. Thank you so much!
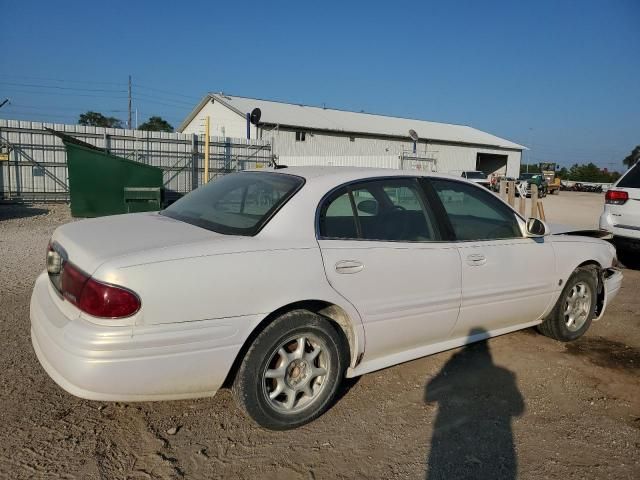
[
  {"left": 317, "top": 177, "right": 461, "bottom": 362},
  {"left": 427, "top": 178, "right": 557, "bottom": 337}
]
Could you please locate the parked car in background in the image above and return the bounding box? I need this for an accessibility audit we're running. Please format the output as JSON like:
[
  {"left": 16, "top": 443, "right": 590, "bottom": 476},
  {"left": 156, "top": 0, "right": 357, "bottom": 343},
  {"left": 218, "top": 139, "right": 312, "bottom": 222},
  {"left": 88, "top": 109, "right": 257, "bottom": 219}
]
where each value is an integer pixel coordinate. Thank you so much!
[
  {"left": 600, "top": 161, "right": 640, "bottom": 256},
  {"left": 517, "top": 173, "right": 548, "bottom": 197},
  {"left": 31, "top": 167, "right": 622, "bottom": 430},
  {"left": 461, "top": 170, "right": 490, "bottom": 188}
]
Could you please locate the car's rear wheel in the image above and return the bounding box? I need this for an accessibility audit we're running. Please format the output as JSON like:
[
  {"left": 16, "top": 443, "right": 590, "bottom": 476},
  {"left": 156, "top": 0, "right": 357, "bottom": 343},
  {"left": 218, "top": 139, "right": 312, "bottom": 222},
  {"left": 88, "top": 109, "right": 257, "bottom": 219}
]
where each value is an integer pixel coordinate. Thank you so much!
[
  {"left": 232, "top": 309, "right": 348, "bottom": 430},
  {"left": 538, "top": 267, "right": 597, "bottom": 341}
]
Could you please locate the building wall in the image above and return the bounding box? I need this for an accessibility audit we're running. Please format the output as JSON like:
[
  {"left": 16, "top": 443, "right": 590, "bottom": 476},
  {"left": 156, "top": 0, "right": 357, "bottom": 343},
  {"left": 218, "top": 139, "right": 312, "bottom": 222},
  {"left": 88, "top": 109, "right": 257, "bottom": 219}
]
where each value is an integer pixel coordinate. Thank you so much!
[
  {"left": 260, "top": 127, "right": 521, "bottom": 177},
  {"left": 181, "top": 103, "right": 522, "bottom": 178},
  {"left": 181, "top": 98, "right": 259, "bottom": 139}
]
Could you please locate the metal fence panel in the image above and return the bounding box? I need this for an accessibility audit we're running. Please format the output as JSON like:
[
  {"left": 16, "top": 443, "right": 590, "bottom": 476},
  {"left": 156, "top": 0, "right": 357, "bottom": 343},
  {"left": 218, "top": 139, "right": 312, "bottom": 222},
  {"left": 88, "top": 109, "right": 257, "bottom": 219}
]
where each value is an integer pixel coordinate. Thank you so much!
[{"left": 0, "top": 119, "right": 272, "bottom": 202}]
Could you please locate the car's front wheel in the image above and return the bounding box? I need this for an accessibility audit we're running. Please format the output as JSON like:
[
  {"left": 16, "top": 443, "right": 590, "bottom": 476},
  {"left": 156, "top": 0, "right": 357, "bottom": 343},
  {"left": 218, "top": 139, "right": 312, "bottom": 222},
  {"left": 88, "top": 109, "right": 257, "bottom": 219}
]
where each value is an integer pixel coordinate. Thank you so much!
[
  {"left": 232, "top": 309, "right": 349, "bottom": 430},
  {"left": 538, "top": 267, "right": 597, "bottom": 341}
]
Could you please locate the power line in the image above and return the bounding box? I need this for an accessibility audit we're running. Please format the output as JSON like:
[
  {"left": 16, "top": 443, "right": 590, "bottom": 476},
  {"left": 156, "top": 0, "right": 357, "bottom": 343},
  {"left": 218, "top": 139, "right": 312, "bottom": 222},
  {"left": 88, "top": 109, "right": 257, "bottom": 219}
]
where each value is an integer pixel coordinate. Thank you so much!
[
  {"left": 0, "top": 88, "right": 128, "bottom": 99},
  {"left": 0, "top": 111, "right": 78, "bottom": 120},
  {"left": 0, "top": 81, "right": 126, "bottom": 93},
  {"left": 0, "top": 73, "right": 127, "bottom": 87},
  {"left": 133, "top": 97, "right": 193, "bottom": 110},
  {"left": 133, "top": 83, "right": 200, "bottom": 101},
  {"left": 5, "top": 103, "right": 127, "bottom": 112},
  {"left": 133, "top": 91, "right": 194, "bottom": 107}
]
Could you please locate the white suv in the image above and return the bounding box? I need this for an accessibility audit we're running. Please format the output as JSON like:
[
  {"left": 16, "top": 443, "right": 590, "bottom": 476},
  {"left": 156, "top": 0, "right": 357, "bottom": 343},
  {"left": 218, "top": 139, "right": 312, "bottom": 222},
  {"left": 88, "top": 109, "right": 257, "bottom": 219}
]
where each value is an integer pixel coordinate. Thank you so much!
[{"left": 600, "top": 162, "right": 640, "bottom": 254}]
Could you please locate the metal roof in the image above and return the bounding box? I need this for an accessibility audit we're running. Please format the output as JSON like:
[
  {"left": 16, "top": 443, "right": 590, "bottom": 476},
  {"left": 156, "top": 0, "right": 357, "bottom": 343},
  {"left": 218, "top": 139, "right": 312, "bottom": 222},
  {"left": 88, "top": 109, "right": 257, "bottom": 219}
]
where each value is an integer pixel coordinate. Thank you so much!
[
  {"left": 246, "top": 165, "right": 462, "bottom": 180},
  {"left": 179, "top": 93, "right": 526, "bottom": 150}
]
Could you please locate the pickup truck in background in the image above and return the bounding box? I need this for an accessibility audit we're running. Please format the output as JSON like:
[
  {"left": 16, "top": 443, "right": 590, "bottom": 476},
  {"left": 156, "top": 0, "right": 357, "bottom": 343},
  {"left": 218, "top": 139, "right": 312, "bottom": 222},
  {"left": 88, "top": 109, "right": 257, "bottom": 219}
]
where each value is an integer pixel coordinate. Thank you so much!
[{"left": 517, "top": 173, "right": 548, "bottom": 197}]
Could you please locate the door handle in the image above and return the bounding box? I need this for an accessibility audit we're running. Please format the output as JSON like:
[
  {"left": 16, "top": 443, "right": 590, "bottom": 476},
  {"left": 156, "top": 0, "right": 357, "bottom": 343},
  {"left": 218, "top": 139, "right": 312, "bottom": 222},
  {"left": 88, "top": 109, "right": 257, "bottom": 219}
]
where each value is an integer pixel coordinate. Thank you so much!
[
  {"left": 466, "top": 253, "right": 487, "bottom": 266},
  {"left": 335, "top": 260, "right": 364, "bottom": 274}
]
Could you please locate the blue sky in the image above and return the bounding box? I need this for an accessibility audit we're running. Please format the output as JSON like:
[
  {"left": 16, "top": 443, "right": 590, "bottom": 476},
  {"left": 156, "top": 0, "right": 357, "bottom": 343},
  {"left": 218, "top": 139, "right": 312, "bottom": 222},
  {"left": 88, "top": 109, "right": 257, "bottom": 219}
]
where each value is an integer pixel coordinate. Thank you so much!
[{"left": 1, "top": 0, "right": 638, "bottom": 170}]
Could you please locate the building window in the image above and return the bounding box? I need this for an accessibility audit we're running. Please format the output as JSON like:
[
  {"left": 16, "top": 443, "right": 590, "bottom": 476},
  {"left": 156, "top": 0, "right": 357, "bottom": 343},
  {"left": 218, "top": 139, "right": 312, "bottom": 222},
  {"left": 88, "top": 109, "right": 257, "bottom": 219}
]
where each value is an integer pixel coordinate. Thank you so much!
[
  {"left": 295, "top": 131, "right": 306, "bottom": 142},
  {"left": 349, "top": 136, "right": 355, "bottom": 142}
]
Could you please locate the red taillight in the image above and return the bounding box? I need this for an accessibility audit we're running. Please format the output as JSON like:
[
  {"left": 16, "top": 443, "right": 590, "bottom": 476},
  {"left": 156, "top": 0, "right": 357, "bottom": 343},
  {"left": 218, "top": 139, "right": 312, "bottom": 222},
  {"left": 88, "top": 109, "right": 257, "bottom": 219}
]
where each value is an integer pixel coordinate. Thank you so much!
[
  {"left": 605, "top": 190, "right": 629, "bottom": 205},
  {"left": 60, "top": 262, "right": 140, "bottom": 318},
  {"left": 78, "top": 278, "right": 141, "bottom": 318},
  {"left": 61, "top": 262, "right": 89, "bottom": 304}
]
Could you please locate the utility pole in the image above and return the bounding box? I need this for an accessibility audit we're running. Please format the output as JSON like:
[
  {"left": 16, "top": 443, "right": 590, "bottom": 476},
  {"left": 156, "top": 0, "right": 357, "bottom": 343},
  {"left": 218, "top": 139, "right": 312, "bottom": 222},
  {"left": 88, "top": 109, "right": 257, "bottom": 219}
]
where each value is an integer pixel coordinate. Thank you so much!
[
  {"left": 527, "top": 127, "right": 534, "bottom": 173},
  {"left": 128, "top": 75, "right": 132, "bottom": 129}
]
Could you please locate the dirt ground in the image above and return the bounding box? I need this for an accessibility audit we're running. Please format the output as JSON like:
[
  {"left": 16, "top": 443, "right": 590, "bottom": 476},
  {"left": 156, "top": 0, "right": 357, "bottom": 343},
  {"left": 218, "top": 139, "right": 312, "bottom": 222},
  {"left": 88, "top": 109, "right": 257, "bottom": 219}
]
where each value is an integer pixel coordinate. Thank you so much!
[{"left": 0, "top": 192, "right": 638, "bottom": 480}]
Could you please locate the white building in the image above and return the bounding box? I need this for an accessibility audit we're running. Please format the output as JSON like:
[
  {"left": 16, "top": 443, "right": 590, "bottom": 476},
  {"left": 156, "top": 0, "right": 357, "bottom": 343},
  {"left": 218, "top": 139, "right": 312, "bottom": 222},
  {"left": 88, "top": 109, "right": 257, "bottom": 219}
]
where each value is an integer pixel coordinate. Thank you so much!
[{"left": 179, "top": 93, "right": 525, "bottom": 177}]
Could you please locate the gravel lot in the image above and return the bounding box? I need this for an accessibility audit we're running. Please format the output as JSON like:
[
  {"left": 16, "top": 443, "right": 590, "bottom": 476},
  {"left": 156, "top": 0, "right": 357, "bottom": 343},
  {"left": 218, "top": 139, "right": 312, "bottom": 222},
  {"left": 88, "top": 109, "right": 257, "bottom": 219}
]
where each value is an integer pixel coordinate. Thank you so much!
[{"left": 1, "top": 192, "right": 638, "bottom": 479}]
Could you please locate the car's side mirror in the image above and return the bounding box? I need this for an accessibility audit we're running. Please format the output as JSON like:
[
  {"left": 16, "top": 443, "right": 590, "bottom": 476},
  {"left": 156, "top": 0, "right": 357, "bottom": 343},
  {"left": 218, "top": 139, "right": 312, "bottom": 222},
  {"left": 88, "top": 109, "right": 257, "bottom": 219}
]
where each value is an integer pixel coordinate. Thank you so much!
[
  {"left": 357, "top": 199, "right": 378, "bottom": 215},
  {"left": 526, "top": 217, "right": 548, "bottom": 237}
]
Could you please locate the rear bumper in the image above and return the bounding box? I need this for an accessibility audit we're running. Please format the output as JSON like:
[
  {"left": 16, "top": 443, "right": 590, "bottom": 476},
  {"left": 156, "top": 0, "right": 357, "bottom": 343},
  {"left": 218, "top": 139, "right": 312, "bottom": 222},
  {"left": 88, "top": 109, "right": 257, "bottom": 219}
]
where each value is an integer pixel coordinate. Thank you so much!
[
  {"left": 30, "top": 272, "right": 257, "bottom": 401},
  {"left": 599, "top": 211, "right": 640, "bottom": 243}
]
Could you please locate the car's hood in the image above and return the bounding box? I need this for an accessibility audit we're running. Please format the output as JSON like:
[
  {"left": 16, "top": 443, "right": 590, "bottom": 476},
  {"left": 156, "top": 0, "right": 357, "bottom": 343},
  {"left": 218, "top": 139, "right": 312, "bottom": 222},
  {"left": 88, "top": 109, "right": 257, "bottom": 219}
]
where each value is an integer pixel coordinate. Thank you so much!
[{"left": 52, "top": 212, "right": 228, "bottom": 274}]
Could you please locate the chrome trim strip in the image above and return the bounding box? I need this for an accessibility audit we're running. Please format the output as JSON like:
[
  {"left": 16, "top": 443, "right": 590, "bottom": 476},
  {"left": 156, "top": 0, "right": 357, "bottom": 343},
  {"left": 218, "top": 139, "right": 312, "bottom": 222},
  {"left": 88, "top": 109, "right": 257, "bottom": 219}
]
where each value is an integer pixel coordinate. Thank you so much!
[{"left": 613, "top": 224, "right": 640, "bottom": 231}]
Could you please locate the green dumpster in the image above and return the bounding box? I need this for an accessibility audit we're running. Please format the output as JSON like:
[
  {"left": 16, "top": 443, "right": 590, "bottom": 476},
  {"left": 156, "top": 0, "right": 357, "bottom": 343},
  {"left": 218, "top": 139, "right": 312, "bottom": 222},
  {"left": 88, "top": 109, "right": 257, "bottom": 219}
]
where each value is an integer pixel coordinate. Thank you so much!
[
  {"left": 48, "top": 129, "right": 164, "bottom": 217},
  {"left": 124, "top": 187, "right": 162, "bottom": 213}
]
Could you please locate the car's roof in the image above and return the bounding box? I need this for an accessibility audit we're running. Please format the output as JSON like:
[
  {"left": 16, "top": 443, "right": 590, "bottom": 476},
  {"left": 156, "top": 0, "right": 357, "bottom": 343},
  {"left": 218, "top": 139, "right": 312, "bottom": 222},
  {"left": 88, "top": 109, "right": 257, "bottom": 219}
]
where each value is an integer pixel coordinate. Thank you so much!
[{"left": 247, "top": 165, "right": 458, "bottom": 182}]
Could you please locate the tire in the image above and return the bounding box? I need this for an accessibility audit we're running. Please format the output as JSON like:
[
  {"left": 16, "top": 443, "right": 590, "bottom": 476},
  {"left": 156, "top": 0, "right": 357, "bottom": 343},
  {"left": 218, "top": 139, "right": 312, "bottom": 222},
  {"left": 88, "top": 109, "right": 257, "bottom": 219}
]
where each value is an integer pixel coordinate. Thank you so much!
[
  {"left": 538, "top": 267, "right": 597, "bottom": 341},
  {"left": 232, "top": 309, "right": 349, "bottom": 430}
]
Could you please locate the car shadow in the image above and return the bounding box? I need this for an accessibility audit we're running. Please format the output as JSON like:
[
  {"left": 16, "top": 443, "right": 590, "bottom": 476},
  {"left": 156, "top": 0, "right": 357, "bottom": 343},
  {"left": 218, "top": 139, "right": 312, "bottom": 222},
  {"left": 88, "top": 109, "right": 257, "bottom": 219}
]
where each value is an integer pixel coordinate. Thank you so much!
[
  {"left": 618, "top": 250, "right": 640, "bottom": 271},
  {"left": 424, "top": 328, "right": 525, "bottom": 480},
  {"left": 0, "top": 204, "right": 49, "bottom": 221}
]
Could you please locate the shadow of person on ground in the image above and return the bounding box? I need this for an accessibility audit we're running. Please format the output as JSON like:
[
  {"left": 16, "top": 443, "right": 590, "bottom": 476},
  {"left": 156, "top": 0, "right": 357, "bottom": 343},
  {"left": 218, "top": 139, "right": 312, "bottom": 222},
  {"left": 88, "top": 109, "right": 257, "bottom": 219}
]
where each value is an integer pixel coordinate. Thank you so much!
[{"left": 424, "top": 328, "right": 525, "bottom": 480}]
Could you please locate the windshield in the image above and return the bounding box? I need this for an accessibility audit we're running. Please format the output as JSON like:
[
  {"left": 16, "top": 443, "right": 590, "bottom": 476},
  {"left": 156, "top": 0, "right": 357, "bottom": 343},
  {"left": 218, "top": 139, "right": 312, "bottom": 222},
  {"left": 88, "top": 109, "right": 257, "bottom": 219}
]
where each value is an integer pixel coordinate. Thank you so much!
[
  {"left": 464, "top": 171, "right": 486, "bottom": 179},
  {"left": 519, "top": 173, "right": 535, "bottom": 180},
  {"left": 161, "top": 171, "right": 304, "bottom": 235}
]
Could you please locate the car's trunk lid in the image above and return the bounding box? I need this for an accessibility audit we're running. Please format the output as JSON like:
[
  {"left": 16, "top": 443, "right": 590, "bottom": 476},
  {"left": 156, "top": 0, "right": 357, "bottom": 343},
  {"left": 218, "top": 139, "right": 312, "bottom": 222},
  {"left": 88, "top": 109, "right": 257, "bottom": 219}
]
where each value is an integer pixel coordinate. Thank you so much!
[{"left": 51, "top": 212, "right": 226, "bottom": 274}]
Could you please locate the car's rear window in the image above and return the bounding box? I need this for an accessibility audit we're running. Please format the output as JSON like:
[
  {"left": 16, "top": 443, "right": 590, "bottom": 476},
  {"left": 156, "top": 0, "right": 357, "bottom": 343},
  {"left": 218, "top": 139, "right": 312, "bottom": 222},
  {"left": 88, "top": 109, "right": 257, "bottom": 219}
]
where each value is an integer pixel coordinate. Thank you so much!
[
  {"left": 161, "top": 171, "right": 304, "bottom": 235},
  {"left": 618, "top": 163, "right": 640, "bottom": 188}
]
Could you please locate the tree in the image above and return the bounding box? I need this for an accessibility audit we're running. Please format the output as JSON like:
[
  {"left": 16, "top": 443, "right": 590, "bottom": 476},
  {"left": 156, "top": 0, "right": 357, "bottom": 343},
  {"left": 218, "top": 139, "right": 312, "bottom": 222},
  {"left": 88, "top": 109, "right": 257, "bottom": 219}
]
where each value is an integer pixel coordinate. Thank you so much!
[
  {"left": 138, "top": 116, "right": 173, "bottom": 132},
  {"left": 622, "top": 146, "right": 640, "bottom": 168},
  {"left": 564, "top": 162, "right": 621, "bottom": 183},
  {"left": 78, "top": 111, "right": 123, "bottom": 128},
  {"left": 557, "top": 166, "right": 569, "bottom": 179}
]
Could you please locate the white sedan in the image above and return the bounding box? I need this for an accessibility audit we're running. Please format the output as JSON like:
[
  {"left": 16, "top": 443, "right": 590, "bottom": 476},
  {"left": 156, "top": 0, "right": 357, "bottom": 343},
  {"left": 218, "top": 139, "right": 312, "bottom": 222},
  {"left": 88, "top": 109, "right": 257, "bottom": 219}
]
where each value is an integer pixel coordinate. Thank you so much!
[{"left": 31, "top": 167, "right": 623, "bottom": 430}]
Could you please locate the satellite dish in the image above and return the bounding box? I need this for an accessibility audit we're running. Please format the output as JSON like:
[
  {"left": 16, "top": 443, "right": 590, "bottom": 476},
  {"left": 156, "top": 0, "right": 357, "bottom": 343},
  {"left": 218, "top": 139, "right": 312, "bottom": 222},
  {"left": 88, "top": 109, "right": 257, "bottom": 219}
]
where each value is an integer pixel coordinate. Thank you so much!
[
  {"left": 408, "top": 129, "right": 419, "bottom": 141},
  {"left": 250, "top": 108, "right": 262, "bottom": 125}
]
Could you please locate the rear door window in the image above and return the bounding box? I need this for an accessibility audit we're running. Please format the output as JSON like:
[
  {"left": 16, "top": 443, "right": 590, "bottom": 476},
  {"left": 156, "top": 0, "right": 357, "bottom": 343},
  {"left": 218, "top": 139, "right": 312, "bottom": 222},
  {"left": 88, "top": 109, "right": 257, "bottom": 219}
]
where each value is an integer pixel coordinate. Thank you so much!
[
  {"left": 319, "top": 190, "right": 359, "bottom": 239},
  {"left": 319, "top": 178, "right": 440, "bottom": 242}
]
